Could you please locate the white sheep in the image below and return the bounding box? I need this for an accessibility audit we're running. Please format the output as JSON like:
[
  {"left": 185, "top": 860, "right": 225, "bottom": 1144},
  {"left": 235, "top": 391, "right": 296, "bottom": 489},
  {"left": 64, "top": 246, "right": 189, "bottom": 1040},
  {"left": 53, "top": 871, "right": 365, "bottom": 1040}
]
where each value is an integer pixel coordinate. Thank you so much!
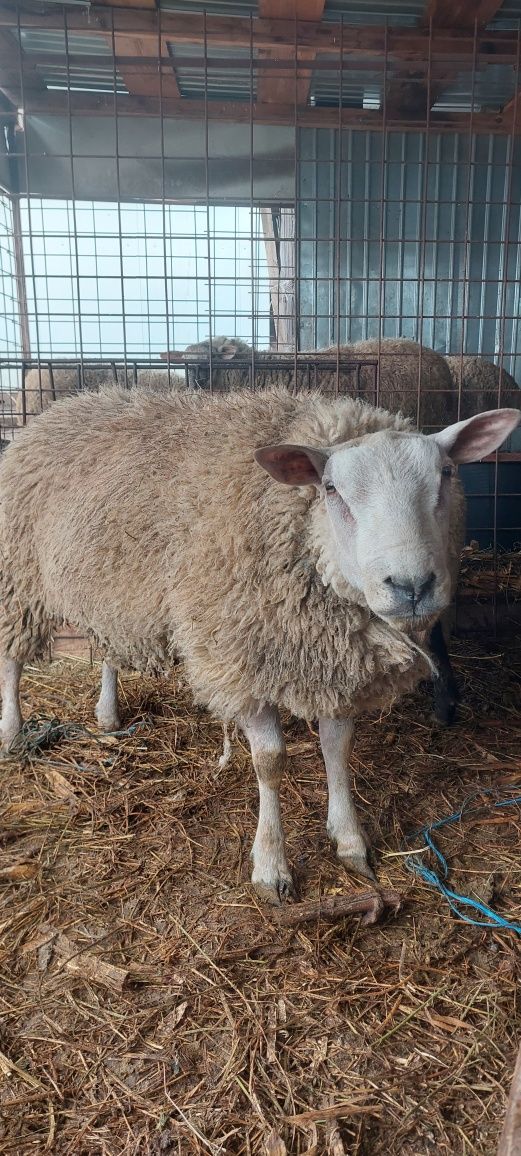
[{"left": 0, "top": 387, "right": 517, "bottom": 901}]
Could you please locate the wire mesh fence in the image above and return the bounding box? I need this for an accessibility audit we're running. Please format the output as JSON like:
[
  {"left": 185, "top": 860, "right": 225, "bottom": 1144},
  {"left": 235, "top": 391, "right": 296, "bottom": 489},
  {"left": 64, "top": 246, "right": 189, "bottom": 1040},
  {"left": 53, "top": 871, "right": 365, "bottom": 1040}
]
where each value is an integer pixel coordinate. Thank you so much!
[{"left": 0, "top": 3, "right": 520, "bottom": 561}]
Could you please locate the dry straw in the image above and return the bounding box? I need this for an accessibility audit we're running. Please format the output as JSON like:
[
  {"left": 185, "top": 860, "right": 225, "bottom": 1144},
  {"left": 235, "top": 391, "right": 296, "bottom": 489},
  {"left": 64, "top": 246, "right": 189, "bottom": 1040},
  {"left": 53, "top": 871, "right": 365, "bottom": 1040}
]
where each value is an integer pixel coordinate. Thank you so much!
[{"left": 0, "top": 579, "right": 520, "bottom": 1152}]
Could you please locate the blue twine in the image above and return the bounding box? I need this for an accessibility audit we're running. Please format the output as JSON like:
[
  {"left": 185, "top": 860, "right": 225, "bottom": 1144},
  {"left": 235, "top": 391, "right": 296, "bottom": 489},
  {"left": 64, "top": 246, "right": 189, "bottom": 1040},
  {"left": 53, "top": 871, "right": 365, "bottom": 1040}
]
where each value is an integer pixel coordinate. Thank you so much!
[{"left": 404, "top": 787, "right": 521, "bottom": 935}]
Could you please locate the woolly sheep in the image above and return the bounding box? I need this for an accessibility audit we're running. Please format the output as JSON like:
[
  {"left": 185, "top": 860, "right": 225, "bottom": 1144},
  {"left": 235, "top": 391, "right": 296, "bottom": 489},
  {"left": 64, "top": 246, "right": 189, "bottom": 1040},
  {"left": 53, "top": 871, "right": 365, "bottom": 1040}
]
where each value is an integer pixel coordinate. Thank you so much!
[
  {"left": 180, "top": 336, "right": 456, "bottom": 431},
  {"left": 0, "top": 387, "right": 518, "bottom": 901},
  {"left": 444, "top": 356, "right": 521, "bottom": 419},
  {"left": 15, "top": 363, "right": 184, "bottom": 422}
]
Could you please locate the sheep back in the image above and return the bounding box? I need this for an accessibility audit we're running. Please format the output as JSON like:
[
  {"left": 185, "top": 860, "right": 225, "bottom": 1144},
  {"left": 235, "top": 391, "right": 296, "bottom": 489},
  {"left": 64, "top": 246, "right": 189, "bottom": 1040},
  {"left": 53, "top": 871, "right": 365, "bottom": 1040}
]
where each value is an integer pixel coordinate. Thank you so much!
[
  {"left": 0, "top": 387, "right": 464, "bottom": 722},
  {"left": 444, "top": 356, "right": 521, "bottom": 419}
]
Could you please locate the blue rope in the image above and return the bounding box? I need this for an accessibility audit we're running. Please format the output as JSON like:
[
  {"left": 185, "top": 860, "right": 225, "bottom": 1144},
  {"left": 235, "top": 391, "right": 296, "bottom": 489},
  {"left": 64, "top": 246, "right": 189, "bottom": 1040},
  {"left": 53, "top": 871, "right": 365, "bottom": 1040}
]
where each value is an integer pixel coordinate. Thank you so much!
[{"left": 404, "top": 787, "right": 521, "bottom": 935}]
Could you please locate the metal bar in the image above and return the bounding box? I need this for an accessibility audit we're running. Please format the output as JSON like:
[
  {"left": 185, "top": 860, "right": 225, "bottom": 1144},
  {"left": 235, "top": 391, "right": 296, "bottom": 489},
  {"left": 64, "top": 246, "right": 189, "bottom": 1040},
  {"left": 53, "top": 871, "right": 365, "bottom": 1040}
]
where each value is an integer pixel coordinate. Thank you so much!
[
  {"left": 158, "top": 3, "right": 172, "bottom": 387},
  {"left": 203, "top": 9, "right": 213, "bottom": 393}
]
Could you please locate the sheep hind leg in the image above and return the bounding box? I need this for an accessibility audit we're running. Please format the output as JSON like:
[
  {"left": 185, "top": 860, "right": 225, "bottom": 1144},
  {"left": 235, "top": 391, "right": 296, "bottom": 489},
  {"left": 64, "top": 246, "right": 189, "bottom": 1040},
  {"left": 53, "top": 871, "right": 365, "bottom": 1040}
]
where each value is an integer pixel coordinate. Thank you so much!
[
  {"left": 95, "top": 661, "right": 121, "bottom": 732},
  {"left": 0, "top": 658, "right": 24, "bottom": 753},
  {"left": 429, "top": 619, "right": 459, "bottom": 727},
  {"left": 241, "top": 704, "right": 295, "bottom": 905},
  {"left": 319, "top": 717, "right": 376, "bottom": 882}
]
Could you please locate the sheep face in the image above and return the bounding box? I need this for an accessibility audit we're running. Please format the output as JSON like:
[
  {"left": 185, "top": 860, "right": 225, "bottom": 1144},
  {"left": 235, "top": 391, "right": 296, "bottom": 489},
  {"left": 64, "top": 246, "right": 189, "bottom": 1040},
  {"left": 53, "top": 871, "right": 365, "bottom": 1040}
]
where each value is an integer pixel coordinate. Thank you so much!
[
  {"left": 255, "top": 408, "right": 521, "bottom": 626},
  {"left": 183, "top": 337, "right": 252, "bottom": 389}
]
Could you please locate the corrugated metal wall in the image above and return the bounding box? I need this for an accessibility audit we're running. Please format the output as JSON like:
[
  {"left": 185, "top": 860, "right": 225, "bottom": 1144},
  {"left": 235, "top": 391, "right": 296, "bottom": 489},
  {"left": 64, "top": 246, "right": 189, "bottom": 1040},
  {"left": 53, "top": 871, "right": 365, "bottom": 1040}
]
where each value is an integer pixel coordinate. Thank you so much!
[{"left": 298, "top": 129, "right": 521, "bottom": 383}]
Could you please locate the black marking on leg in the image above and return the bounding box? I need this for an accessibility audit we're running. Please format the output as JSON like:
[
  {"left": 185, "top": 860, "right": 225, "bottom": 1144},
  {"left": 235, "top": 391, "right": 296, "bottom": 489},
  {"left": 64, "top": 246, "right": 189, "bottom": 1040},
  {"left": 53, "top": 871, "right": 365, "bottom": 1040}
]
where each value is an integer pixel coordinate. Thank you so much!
[{"left": 429, "top": 619, "right": 460, "bottom": 727}]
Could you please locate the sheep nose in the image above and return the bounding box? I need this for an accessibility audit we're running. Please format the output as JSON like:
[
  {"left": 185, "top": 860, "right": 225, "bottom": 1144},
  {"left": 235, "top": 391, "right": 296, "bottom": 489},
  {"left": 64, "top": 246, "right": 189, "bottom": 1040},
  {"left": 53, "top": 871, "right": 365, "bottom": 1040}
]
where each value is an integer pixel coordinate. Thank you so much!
[{"left": 385, "top": 571, "right": 436, "bottom": 605}]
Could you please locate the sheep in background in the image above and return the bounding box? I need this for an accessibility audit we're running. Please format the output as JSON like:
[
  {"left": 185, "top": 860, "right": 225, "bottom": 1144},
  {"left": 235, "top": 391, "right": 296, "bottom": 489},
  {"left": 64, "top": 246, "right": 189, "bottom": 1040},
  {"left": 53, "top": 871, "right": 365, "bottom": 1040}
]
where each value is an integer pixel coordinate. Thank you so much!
[
  {"left": 444, "top": 356, "right": 521, "bottom": 419},
  {"left": 14, "top": 363, "right": 184, "bottom": 423},
  {"left": 348, "top": 338, "right": 458, "bottom": 431},
  {"left": 0, "top": 384, "right": 518, "bottom": 900},
  {"left": 180, "top": 336, "right": 457, "bottom": 430}
]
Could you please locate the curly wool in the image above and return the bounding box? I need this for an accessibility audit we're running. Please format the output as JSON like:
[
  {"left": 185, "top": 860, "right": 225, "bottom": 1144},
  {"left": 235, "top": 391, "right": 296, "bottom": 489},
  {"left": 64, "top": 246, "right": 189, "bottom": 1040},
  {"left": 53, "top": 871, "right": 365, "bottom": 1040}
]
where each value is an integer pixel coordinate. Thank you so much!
[
  {"left": 16, "top": 365, "right": 184, "bottom": 422},
  {"left": 179, "top": 338, "right": 456, "bottom": 431},
  {"left": 444, "top": 356, "right": 521, "bottom": 419},
  {"left": 0, "top": 387, "right": 465, "bottom": 722}
]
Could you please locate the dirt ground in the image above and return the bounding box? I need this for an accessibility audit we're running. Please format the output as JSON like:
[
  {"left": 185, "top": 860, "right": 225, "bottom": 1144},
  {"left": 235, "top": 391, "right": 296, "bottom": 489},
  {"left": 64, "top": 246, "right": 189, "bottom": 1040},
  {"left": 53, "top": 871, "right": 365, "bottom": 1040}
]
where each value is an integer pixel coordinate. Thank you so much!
[{"left": 1, "top": 639, "right": 520, "bottom": 1155}]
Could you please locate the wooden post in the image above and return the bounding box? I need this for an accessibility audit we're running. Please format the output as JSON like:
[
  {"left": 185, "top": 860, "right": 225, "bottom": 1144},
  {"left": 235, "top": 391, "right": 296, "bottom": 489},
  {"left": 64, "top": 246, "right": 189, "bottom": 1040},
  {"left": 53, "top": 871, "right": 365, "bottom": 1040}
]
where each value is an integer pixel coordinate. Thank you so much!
[
  {"left": 261, "top": 207, "right": 296, "bottom": 352},
  {"left": 498, "top": 1042, "right": 521, "bottom": 1156}
]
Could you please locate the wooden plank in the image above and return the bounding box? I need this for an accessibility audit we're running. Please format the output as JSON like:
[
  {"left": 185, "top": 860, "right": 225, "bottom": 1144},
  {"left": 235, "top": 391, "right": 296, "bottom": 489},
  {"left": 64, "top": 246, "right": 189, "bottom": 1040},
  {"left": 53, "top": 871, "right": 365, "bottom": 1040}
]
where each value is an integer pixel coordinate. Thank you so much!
[
  {"left": 497, "top": 1042, "right": 521, "bottom": 1156},
  {"left": 106, "top": 35, "right": 180, "bottom": 99},
  {"left": 260, "top": 208, "right": 282, "bottom": 350},
  {"left": 10, "top": 87, "right": 510, "bottom": 132},
  {"left": 0, "top": 7, "right": 518, "bottom": 63},
  {"left": 260, "top": 208, "right": 296, "bottom": 351},
  {"left": 257, "top": 0, "right": 325, "bottom": 107},
  {"left": 0, "top": 50, "right": 484, "bottom": 80}
]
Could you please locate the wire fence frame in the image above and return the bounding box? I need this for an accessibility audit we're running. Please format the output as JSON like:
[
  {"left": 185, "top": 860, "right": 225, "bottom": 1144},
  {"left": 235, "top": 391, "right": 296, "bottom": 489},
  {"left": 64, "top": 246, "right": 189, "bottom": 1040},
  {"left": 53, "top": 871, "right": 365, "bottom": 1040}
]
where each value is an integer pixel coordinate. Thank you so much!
[{"left": 0, "top": 5, "right": 519, "bottom": 580}]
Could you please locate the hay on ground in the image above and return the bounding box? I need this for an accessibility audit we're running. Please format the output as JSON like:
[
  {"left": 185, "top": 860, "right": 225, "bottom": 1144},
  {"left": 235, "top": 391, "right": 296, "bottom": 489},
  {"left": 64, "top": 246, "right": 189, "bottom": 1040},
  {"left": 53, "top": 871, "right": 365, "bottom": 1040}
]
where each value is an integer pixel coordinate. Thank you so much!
[{"left": 1, "top": 640, "right": 521, "bottom": 1154}]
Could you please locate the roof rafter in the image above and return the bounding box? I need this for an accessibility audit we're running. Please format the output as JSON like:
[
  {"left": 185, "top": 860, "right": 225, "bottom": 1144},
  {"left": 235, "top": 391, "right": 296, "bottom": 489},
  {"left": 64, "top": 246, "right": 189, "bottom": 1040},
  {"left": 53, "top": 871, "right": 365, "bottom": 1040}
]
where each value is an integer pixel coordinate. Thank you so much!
[
  {"left": 386, "top": 0, "right": 506, "bottom": 120},
  {"left": 0, "top": 7, "right": 518, "bottom": 64},
  {"left": 3, "top": 86, "right": 510, "bottom": 133},
  {"left": 257, "top": 0, "right": 325, "bottom": 107}
]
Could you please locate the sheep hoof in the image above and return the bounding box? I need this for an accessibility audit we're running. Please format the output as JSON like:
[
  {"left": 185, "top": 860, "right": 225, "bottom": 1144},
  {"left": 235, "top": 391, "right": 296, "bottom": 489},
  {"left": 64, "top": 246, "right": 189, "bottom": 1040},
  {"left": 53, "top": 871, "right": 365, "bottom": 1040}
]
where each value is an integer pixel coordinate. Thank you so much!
[
  {"left": 252, "top": 873, "right": 296, "bottom": 906},
  {"left": 0, "top": 721, "right": 23, "bottom": 756},
  {"left": 96, "top": 713, "right": 121, "bottom": 733},
  {"left": 338, "top": 852, "right": 377, "bottom": 883}
]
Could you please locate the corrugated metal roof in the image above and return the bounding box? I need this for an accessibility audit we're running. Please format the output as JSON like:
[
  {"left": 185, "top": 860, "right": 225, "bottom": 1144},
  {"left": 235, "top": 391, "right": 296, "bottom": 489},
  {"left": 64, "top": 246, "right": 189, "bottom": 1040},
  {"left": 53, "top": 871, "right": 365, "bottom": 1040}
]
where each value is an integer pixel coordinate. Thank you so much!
[
  {"left": 15, "top": 29, "right": 112, "bottom": 56},
  {"left": 488, "top": 0, "right": 521, "bottom": 25},
  {"left": 160, "top": 0, "right": 256, "bottom": 13},
  {"left": 311, "top": 70, "right": 382, "bottom": 107},
  {"left": 168, "top": 42, "right": 256, "bottom": 100},
  {"left": 8, "top": 0, "right": 521, "bottom": 109},
  {"left": 41, "top": 67, "right": 127, "bottom": 94},
  {"left": 323, "top": 0, "right": 425, "bottom": 26},
  {"left": 432, "top": 65, "right": 517, "bottom": 111}
]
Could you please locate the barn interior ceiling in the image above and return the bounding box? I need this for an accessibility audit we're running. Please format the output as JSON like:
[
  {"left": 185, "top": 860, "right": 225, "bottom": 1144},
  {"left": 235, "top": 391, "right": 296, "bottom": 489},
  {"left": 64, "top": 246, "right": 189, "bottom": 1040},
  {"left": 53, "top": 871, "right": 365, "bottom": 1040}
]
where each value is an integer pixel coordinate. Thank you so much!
[{"left": 0, "top": 0, "right": 520, "bottom": 133}]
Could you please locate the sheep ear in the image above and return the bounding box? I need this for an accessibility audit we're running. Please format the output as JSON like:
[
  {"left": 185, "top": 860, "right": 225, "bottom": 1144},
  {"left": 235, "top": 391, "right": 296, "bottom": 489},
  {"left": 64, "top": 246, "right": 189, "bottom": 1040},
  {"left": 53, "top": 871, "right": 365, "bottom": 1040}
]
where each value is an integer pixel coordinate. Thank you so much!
[
  {"left": 255, "top": 443, "right": 328, "bottom": 486},
  {"left": 432, "top": 408, "right": 521, "bottom": 464}
]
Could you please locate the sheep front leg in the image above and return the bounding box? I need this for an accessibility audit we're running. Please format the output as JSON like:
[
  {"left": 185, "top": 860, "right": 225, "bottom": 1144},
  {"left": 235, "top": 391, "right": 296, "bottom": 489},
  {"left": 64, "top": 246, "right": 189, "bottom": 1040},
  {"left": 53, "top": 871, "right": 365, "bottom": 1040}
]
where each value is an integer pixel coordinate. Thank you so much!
[
  {"left": 241, "top": 705, "right": 295, "bottom": 905},
  {"left": 95, "top": 661, "right": 121, "bottom": 732},
  {"left": 319, "top": 718, "right": 375, "bottom": 881},
  {"left": 0, "top": 658, "right": 23, "bottom": 752}
]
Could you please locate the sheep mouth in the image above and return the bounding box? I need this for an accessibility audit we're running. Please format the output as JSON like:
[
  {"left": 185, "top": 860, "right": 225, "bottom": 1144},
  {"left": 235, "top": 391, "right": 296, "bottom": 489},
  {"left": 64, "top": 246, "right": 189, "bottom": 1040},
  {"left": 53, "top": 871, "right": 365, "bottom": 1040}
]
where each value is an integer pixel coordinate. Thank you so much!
[{"left": 376, "top": 607, "right": 443, "bottom": 631}]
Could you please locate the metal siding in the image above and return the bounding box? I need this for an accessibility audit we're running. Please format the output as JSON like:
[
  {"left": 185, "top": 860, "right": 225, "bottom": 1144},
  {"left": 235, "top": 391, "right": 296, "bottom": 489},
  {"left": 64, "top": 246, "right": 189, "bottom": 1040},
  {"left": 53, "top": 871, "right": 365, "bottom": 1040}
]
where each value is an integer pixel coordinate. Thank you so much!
[{"left": 298, "top": 128, "right": 521, "bottom": 383}]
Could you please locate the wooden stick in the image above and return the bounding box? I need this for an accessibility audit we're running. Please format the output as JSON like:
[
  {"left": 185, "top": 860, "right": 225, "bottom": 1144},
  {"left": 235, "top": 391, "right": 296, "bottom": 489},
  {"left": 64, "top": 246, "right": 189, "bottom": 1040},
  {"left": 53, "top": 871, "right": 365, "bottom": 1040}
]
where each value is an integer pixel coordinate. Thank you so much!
[
  {"left": 498, "top": 1042, "right": 521, "bottom": 1156},
  {"left": 276, "top": 887, "right": 402, "bottom": 927}
]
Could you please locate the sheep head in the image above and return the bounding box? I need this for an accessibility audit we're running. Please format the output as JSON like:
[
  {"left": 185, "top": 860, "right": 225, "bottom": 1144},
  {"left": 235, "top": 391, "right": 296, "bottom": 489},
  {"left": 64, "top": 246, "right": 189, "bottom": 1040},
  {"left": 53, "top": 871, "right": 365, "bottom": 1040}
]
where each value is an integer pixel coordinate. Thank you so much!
[{"left": 255, "top": 408, "right": 521, "bottom": 625}]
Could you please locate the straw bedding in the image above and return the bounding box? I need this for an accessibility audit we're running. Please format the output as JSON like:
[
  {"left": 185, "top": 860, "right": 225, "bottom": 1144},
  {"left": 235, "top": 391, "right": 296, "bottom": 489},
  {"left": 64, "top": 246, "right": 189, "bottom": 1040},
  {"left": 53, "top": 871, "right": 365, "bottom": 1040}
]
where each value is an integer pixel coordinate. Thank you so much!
[{"left": 1, "top": 629, "right": 520, "bottom": 1154}]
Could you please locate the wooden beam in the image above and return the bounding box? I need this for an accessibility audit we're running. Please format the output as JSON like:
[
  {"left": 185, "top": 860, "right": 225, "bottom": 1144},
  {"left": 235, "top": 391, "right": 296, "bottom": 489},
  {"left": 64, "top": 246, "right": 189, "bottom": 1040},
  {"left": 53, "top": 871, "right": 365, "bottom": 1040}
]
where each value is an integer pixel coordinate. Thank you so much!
[
  {"left": 424, "top": 0, "right": 504, "bottom": 28},
  {"left": 257, "top": 0, "right": 325, "bottom": 107},
  {"left": 0, "top": 50, "right": 489, "bottom": 82},
  {"left": 497, "top": 1042, "right": 521, "bottom": 1156},
  {"left": 9, "top": 87, "right": 510, "bottom": 132},
  {"left": 260, "top": 208, "right": 296, "bottom": 351},
  {"left": 105, "top": 36, "right": 180, "bottom": 99},
  {"left": 0, "top": 7, "right": 518, "bottom": 64}
]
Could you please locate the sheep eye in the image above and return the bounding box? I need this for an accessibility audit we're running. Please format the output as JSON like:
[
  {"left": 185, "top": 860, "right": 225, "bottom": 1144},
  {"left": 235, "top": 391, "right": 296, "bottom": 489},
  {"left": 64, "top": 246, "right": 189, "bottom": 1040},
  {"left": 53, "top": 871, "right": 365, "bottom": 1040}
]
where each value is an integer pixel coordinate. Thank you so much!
[
  {"left": 441, "top": 465, "right": 453, "bottom": 479},
  {"left": 325, "top": 481, "right": 336, "bottom": 494}
]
